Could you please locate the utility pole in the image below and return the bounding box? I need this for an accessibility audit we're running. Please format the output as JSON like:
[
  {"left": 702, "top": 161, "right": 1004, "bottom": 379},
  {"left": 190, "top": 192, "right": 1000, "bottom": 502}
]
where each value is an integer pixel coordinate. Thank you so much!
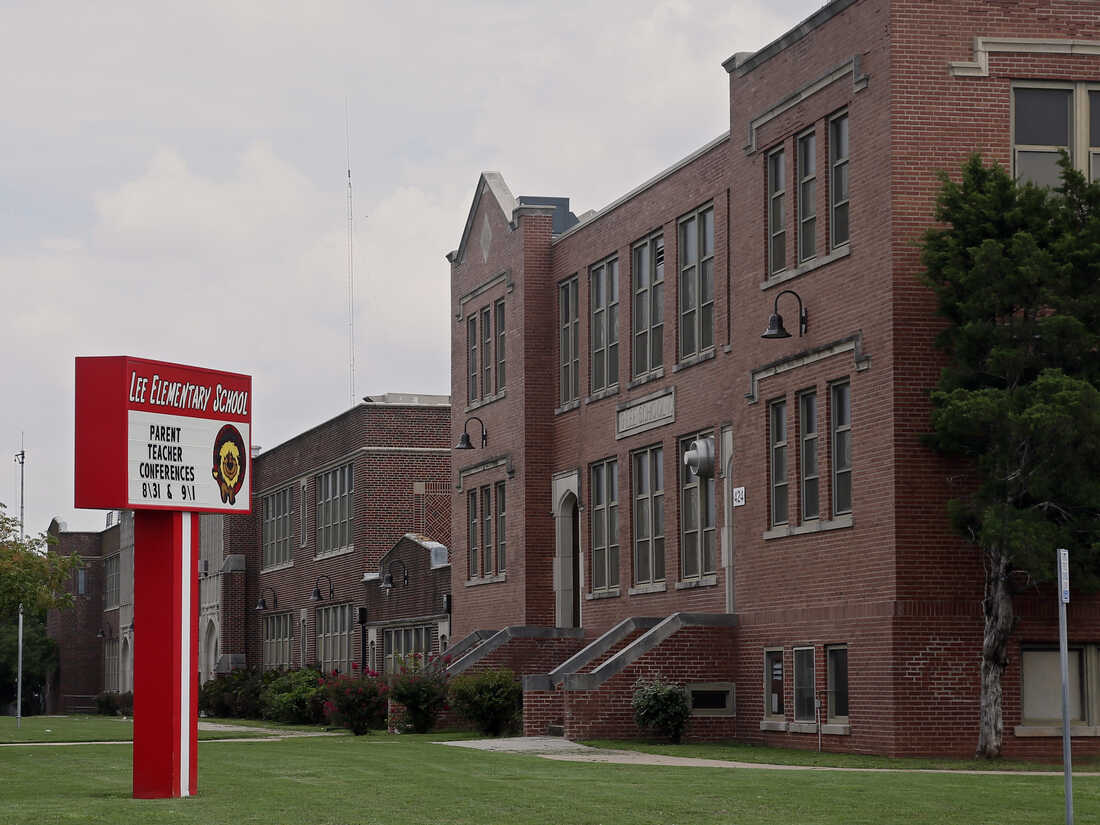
[
  {"left": 14, "top": 437, "right": 25, "bottom": 539},
  {"left": 17, "top": 602, "right": 23, "bottom": 729}
]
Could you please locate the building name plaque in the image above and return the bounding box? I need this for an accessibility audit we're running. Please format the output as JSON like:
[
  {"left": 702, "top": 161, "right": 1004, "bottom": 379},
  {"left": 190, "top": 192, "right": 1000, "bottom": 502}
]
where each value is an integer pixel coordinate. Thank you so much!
[{"left": 616, "top": 388, "right": 675, "bottom": 440}]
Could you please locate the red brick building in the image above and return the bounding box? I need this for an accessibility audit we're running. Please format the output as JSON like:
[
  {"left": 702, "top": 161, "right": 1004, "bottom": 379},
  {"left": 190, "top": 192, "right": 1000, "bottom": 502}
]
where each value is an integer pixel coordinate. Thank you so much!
[{"left": 446, "top": 0, "right": 1100, "bottom": 757}]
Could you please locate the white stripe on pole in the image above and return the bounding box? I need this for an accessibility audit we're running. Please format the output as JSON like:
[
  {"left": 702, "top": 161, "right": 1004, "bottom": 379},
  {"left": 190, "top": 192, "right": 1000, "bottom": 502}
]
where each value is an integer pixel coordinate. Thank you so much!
[{"left": 180, "top": 514, "right": 191, "bottom": 798}]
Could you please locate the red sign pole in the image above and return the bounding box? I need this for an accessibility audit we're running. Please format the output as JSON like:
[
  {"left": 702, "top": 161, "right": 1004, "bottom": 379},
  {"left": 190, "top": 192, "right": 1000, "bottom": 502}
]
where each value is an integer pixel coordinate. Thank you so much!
[{"left": 132, "top": 510, "right": 199, "bottom": 798}]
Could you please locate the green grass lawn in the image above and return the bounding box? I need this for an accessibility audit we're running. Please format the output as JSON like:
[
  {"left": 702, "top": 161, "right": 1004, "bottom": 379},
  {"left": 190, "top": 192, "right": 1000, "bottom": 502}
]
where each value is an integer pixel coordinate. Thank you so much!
[
  {"left": 1, "top": 732, "right": 1097, "bottom": 824},
  {"left": 0, "top": 715, "right": 334, "bottom": 744},
  {"left": 583, "top": 738, "right": 1100, "bottom": 773}
]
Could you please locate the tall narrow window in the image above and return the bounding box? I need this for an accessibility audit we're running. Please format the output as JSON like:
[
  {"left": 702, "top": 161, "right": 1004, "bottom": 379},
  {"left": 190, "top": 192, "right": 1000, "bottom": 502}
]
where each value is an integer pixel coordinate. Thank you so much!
[
  {"left": 829, "top": 113, "right": 850, "bottom": 247},
  {"left": 263, "top": 613, "right": 292, "bottom": 671},
  {"left": 299, "top": 480, "right": 307, "bottom": 547},
  {"left": 827, "top": 645, "right": 849, "bottom": 721},
  {"left": 467, "top": 315, "right": 478, "bottom": 403},
  {"left": 632, "top": 234, "right": 664, "bottom": 378},
  {"left": 800, "top": 392, "right": 819, "bottom": 521},
  {"left": 831, "top": 381, "right": 852, "bottom": 515},
  {"left": 632, "top": 445, "right": 665, "bottom": 584},
  {"left": 495, "top": 481, "right": 506, "bottom": 573},
  {"left": 590, "top": 458, "right": 619, "bottom": 592},
  {"left": 794, "top": 647, "right": 816, "bottom": 722},
  {"left": 768, "top": 148, "right": 787, "bottom": 274},
  {"left": 316, "top": 604, "right": 353, "bottom": 675},
  {"left": 590, "top": 257, "right": 619, "bottom": 393},
  {"left": 765, "top": 649, "right": 784, "bottom": 716},
  {"left": 262, "top": 488, "right": 292, "bottom": 567},
  {"left": 770, "top": 400, "right": 788, "bottom": 526},
  {"left": 481, "top": 307, "right": 492, "bottom": 398},
  {"left": 559, "top": 277, "right": 579, "bottom": 405},
  {"left": 104, "top": 554, "right": 120, "bottom": 609},
  {"left": 316, "top": 464, "right": 352, "bottom": 555},
  {"left": 678, "top": 205, "right": 714, "bottom": 359},
  {"left": 481, "top": 485, "right": 493, "bottom": 576},
  {"left": 797, "top": 131, "right": 817, "bottom": 262},
  {"left": 495, "top": 299, "right": 506, "bottom": 390},
  {"left": 467, "top": 490, "right": 478, "bottom": 579},
  {"left": 679, "top": 432, "right": 716, "bottom": 579}
]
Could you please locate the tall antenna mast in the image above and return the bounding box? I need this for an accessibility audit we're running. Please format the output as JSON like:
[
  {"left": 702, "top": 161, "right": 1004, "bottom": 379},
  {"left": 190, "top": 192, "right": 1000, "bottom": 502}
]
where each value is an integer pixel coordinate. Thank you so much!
[
  {"left": 14, "top": 432, "right": 25, "bottom": 540},
  {"left": 345, "top": 99, "right": 357, "bottom": 407}
]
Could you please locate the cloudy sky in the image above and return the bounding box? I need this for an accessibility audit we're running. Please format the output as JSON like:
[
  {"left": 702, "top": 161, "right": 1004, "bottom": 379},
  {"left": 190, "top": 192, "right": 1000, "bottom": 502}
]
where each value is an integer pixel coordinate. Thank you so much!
[{"left": 2, "top": 0, "right": 823, "bottom": 535}]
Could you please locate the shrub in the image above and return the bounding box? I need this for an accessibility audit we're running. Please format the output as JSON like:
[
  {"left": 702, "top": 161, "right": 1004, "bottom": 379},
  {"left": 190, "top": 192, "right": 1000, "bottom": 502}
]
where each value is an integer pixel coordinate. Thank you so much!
[
  {"left": 198, "top": 668, "right": 266, "bottom": 718},
  {"left": 631, "top": 675, "right": 691, "bottom": 743},
  {"left": 117, "top": 691, "right": 134, "bottom": 717},
  {"left": 449, "top": 668, "right": 521, "bottom": 736},
  {"left": 95, "top": 691, "right": 119, "bottom": 715},
  {"left": 259, "top": 668, "right": 326, "bottom": 724},
  {"left": 322, "top": 672, "right": 387, "bottom": 735},
  {"left": 389, "top": 654, "right": 449, "bottom": 734}
]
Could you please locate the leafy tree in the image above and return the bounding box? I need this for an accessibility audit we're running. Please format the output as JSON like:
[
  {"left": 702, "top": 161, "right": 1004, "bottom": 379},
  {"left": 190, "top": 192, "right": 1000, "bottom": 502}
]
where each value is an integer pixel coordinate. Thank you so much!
[
  {"left": 0, "top": 503, "right": 82, "bottom": 713},
  {"left": 922, "top": 156, "right": 1100, "bottom": 758}
]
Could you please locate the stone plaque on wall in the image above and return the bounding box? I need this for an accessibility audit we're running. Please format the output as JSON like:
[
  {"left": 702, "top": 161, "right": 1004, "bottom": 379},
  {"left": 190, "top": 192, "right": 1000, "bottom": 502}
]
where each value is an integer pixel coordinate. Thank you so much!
[{"left": 616, "top": 387, "right": 675, "bottom": 440}]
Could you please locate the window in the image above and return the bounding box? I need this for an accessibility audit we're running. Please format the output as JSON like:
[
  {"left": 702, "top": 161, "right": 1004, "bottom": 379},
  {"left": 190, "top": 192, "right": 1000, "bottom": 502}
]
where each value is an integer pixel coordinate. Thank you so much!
[
  {"left": 104, "top": 554, "right": 120, "bottom": 609},
  {"left": 589, "top": 256, "right": 620, "bottom": 392},
  {"left": 315, "top": 603, "right": 353, "bottom": 674},
  {"left": 262, "top": 487, "right": 292, "bottom": 568},
  {"left": 765, "top": 649, "right": 784, "bottom": 716},
  {"left": 590, "top": 458, "right": 619, "bottom": 592},
  {"left": 688, "top": 683, "right": 735, "bottom": 717},
  {"left": 679, "top": 204, "right": 715, "bottom": 359},
  {"left": 559, "top": 277, "right": 579, "bottom": 405},
  {"left": 75, "top": 567, "right": 87, "bottom": 596},
  {"left": 768, "top": 149, "right": 787, "bottom": 274},
  {"left": 632, "top": 445, "right": 665, "bottom": 584},
  {"left": 794, "top": 646, "right": 816, "bottom": 722},
  {"left": 798, "top": 131, "right": 817, "bottom": 262},
  {"left": 299, "top": 481, "right": 307, "bottom": 547},
  {"left": 481, "top": 306, "right": 492, "bottom": 399},
  {"left": 1013, "top": 84, "right": 1100, "bottom": 187},
  {"left": 829, "top": 112, "right": 850, "bottom": 247},
  {"left": 827, "top": 645, "right": 849, "bottom": 721},
  {"left": 316, "top": 464, "right": 353, "bottom": 555},
  {"left": 495, "top": 481, "right": 506, "bottom": 573},
  {"left": 467, "top": 490, "right": 478, "bottom": 578},
  {"left": 467, "top": 315, "right": 478, "bottom": 402},
  {"left": 262, "top": 613, "right": 293, "bottom": 671},
  {"left": 481, "top": 486, "right": 493, "bottom": 576},
  {"left": 632, "top": 233, "right": 664, "bottom": 378},
  {"left": 495, "top": 299, "right": 506, "bottom": 391},
  {"left": 831, "top": 382, "right": 852, "bottom": 516},
  {"left": 1022, "top": 648, "right": 1085, "bottom": 724},
  {"left": 104, "top": 637, "right": 120, "bottom": 693},
  {"left": 769, "top": 400, "right": 788, "bottom": 527},
  {"left": 799, "top": 392, "right": 819, "bottom": 521},
  {"left": 679, "top": 432, "right": 715, "bottom": 580},
  {"left": 383, "top": 625, "right": 434, "bottom": 674}
]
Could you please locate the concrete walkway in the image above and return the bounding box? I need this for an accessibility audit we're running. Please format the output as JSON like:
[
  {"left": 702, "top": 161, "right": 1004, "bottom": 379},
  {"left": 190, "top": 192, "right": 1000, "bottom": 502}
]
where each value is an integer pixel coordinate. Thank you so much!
[{"left": 440, "top": 736, "right": 1100, "bottom": 777}]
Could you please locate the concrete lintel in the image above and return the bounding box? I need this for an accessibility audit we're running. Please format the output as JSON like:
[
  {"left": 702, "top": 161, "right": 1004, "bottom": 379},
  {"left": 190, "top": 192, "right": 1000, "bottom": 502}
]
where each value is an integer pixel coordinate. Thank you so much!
[
  {"left": 523, "top": 674, "right": 554, "bottom": 692},
  {"left": 220, "top": 554, "right": 246, "bottom": 573}
]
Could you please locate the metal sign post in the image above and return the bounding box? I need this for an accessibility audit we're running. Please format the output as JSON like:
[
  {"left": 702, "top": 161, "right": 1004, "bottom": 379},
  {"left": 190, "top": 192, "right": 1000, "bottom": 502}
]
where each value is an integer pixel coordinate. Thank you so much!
[
  {"left": 1057, "top": 547, "right": 1073, "bottom": 825},
  {"left": 16, "top": 602, "right": 23, "bottom": 729}
]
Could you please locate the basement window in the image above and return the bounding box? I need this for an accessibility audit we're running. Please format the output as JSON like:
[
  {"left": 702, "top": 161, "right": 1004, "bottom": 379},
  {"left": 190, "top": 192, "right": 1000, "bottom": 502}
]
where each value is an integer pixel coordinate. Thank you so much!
[{"left": 688, "top": 682, "right": 735, "bottom": 717}]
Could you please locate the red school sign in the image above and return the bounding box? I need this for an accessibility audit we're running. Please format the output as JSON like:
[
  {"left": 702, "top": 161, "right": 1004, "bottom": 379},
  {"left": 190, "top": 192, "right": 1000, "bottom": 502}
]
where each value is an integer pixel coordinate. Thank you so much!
[{"left": 75, "top": 356, "right": 252, "bottom": 799}]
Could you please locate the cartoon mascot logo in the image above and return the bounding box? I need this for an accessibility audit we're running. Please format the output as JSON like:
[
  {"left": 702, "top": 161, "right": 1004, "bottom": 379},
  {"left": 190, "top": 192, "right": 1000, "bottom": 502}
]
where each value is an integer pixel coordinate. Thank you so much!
[{"left": 211, "top": 424, "right": 247, "bottom": 505}]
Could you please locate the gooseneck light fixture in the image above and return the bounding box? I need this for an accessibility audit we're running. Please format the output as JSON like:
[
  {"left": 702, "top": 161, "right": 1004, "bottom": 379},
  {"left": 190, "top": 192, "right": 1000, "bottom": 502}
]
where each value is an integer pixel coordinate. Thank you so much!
[
  {"left": 380, "top": 559, "right": 409, "bottom": 592},
  {"left": 761, "top": 289, "right": 808, "bottom": 339},
  {"left": 455, "top": 416, "right": 488, "bottom": 450},
  {"left": 255, "top": 587, "right": 278, "bottom": 612},
  {"left": 310, "top": 574, "right": 334, "bottom": 602}
]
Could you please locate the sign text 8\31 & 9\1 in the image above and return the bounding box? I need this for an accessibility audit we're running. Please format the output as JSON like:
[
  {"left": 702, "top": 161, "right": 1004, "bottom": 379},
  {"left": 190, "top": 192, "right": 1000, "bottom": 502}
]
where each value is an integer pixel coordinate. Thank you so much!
[{"left": 141, "top": 482, "right": 197, "bottom": 501}]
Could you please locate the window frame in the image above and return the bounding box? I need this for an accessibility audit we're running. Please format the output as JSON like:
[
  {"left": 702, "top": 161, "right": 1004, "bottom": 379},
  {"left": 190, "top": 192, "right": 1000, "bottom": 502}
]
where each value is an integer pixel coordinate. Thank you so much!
[
  {"left": 767, "top": 147, "right": 787, "bottom": 275},
  {"left": 481, "top": 485, "right": 493, "bottom": 576},
  {"left": 830, "top": 381, "right": 852, "bottom": 517},
  {"left": 589, "top": 255, "right": 620, "bottom": 393},
  {"left": 383, "top": 624, "right": 435, "bottom": 675},
  {"left": 799, "top": 391, "right": 819, "bottom": 522},
  {"left": 631, "top": 233, "right": 665, "bottom": 379},
  {"left": 797, "top": 129, "right": 817, "bottom": 263},
  {"left": 467, "top": 489, "right": 478, "bottom": 579},
  {"left": 262, "top": 487, "right": 293, "bottom": 569},
  {"left": 764, "top": 648, "right": 785, "bottom": 718},
  {"left": 104, "top": 553, "right": 120, "bottom": 610},
  {"left": 559, "top": 276, "right": 580, "bottom": 405},
  {"left": 495, "top": 481, "right": 506, "bottom": 573},
  {"left": 1012, "top": 82, "right": 1100, "bottom": 186},
  {"left": 467, "top": 315, "right": 478, "bottom": 403},
  {"left": 262, "top": 612, "right": 293, "bottom": 671},
  {"left": 769, "top": 399, "right": 789, "bottom": 527},
  {"left": 315, "top": 603, "right": 354, "bottom": 675},
  {"left": 495, "top": 299, "right": 506, "bottom": 391},
  {"left": 315, "top": 463, "right": 353, "bottom": 557},
  {"left": 793, "top": 645, "right": 816, "bottom": 723},
  {"left": 678, "top": 204, "right": 715, "bottom": 360},
  {"left": 826, "top": 644, "right": 849, "bottom": 722},
  {"left": 679, "top": 431, "right": 716, "bottom": 581},
  {"left": 829, "top": 111, "right": 850, "bottom": 249},
  {"left": 481, "top": 306, "right": 493, "bottom": 399},
  {"left": 590, "top": 457, "right": 620, "bottom": 592},
  {"left": 632, "top": 444, "right": 665, "bottom": 585}
]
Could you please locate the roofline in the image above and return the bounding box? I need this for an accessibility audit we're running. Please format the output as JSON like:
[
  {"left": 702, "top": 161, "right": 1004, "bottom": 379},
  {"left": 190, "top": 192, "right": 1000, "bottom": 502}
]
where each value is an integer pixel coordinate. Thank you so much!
[
  {"left": 723, "top": 0, "right": 860, "bottom": 76},
  {"left": 552, "top": 132, "right": 730, "bottom": 245}
]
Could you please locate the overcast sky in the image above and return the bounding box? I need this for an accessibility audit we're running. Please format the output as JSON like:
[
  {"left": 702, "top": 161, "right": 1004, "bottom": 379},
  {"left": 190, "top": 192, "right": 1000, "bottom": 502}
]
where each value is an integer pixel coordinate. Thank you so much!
[{"left": 2, "top": 0, "right": 823, "bottom": 535}]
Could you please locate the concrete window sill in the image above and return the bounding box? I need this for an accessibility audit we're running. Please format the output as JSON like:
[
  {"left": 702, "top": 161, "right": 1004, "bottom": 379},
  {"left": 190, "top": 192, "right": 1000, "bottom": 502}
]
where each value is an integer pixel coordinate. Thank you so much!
[
  {"left": 822, "top": 722, "right": 851, "bottom": 735},
  {"left": 788, "top": 721, "right": 818, "bottom": 734},
  {"left": 314, "top": 546, "right": 354, "bottom": 561},
  {"left": 260, "top": 561, "right": 294, "bottom": 574},
  {"left": 554, "top": 399, "right": 581, "bottom": 416},
  {"left": 627, "top": 368, "right": 665, "bottom": 390},
  {"left": 465, "top": 390, "right": 506, "bottom": 413},
  {"left": 585, "top": 588, "right": 621, "bottom": 601},
  {"left": 464, "top": 573, "right": 507, "bottom": 587},
  {"left": 760, "top": 719, "right": 788, "bottom": 732},
  {"left": 763, "top": 514, "right": 853, "bottom": 541},
  {"left": 585, "top": 385, "right": 620, "bottom": 405},
  {"left": 675, "top": 574, "right": 718, "bottom": 590},
  {"left": 627, "top": 581, "right": 667, "bottom": 596},
  {"left": 761, "top": 244, "right": 851, "bottom": 291},
  {"left": 1014, "top": 724, "right": 1098, "bottom": 737}
]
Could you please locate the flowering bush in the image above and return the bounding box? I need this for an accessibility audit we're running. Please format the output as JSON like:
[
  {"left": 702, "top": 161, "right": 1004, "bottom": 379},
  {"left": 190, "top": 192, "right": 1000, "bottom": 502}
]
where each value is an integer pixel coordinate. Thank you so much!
[
  {"left": 631, "top": 675, "right": 690, "bottom": 743},
  {"left": 321, "top": 671, "right": 387, "bottom": 735},
  {"left": 389, "top": 654, "right": 449, "bottom": 734},
  {"left": 449, "top": 668, "right": 522, "bottom": 736}
]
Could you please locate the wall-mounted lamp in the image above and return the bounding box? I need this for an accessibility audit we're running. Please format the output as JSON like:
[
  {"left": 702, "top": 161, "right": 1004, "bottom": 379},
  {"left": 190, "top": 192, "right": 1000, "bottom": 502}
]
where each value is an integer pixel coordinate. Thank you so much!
[
  {"left": 96, "top": 627, "right": 114, "bottom": 640},
  {"left": 455, "top": 416, "right": 488, "bottom": 450},
  {"left": 310, "top": 574, "right": 334, "bottom": 602},
  {"left": 255, "top": 587, "right": 278, "bottom": 612},
  {"left": 761, "top": 289, "right": 808, "bottom": 339},
  {"left": 380, "top": 559, "right": 409, "bottom": 592},
  {"left": 442, "top": 593, "right": 452, "bottom": 616}
]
